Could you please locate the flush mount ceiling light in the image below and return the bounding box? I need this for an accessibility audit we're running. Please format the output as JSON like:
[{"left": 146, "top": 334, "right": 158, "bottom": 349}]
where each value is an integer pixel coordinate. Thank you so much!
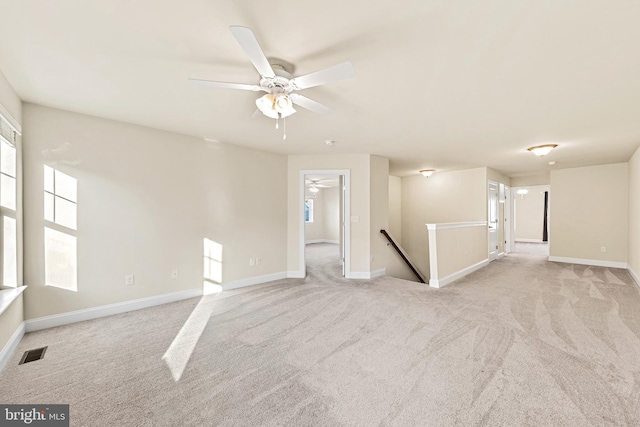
[
  {"left": 516, "top": 188, "right": 529, "bottom": 199},
  {"left": 527, "top": 144, "right": 558, "bottom": 157},
  {"left": 419, "top": 169, "right": 436, "bottom": 178}
]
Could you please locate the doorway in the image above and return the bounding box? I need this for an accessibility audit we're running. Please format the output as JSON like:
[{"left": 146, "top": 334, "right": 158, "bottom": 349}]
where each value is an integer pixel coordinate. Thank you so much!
[
  {"left": 511, "top": 185, "right": 550, "bottom": 257},
  {"left": 299, "top": 170, "right": 350, "bottom": 278}
]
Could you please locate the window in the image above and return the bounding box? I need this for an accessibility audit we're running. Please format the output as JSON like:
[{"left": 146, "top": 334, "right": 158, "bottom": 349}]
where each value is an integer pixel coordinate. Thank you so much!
[
  {"left": 305, "top": 198, "right": 314, "bottom": 223},
  {"left": 0, "top": 137, "right": 17, "bottom": 287},
  {"left": 44, "top": 165, "right": 78, "bottom": 291}
]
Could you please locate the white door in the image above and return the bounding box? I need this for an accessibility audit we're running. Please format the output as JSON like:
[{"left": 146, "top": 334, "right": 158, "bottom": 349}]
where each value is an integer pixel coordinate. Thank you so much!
[
  {"left": 488, "top": 181, "right": 498, "bottom": 261},
  {"left": 339, "top": 175, "right": 345, "bottom": 277},
  {"left": 504, "top": 186, "right": 512, "bottom": 253}
]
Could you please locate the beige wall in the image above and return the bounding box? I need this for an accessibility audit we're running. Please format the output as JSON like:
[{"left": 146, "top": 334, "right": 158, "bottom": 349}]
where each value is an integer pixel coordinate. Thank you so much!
[
  {"left": 487, "top": 168, "right": 511, "bottom": 187},
  {"left": 388, "top": 176, "right": 402, "bottom": 243},
  {"left": 304, "top": 186, "right": 339, "bottom": 243},
  {"left": 0, "top": 71, "right": 21, "bottom": 124},
  {"left": 434, "top": 226, "right": 487, "bottom": 279},
  {"left": 401, "top": 168, "right": 487, "bottom": 277},
  {"left": 550, "top": 163, "right": 628, "bottom": 263},
  {"left": 23, "top": 104, "right": 288, "bottom": 319},
  {"left": 0, "top": 294, "right": 23, "bottom": 354},
  {"left": 288, "top": 155, "right": 371, "bottom": 275},
  {"left": 382, "top": 175, "right": 419, "bottom": 281},
  {"left": 0, "top": 70, "right": 23, "bottom": 357},
  {"left": 511, "top": 173, "right": 550, "bottom": 187},
  {"left": 629, "top": 147, "right": 640, "bottom": 277},
  {"left": 515, "top": 187, "right": 547, "bottom": 241},
  {"left": 370, "top": 156, "right": 389, "bottom": 273}
]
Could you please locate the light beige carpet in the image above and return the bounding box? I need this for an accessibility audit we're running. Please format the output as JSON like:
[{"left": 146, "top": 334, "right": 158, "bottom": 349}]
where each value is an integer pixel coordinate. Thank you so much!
[
  {"left": 2, "top": 244, "right": 640, "bottom": 426},
  {"left": 515, "top": 242, "right": 549, "bottom": 256}
]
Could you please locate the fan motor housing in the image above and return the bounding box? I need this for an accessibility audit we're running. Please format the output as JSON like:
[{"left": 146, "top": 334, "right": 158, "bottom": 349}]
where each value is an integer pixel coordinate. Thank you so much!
[{"left": 260, "top": 66, "right": 294, "bottom": 94}]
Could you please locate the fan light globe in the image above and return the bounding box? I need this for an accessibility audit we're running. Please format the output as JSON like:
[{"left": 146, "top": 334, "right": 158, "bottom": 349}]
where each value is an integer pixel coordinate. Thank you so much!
[
  {"left": 275, "top": 95, "right": 292, "bottom": 110},
  {"left": 256, "top": 94, "right": 296, "bottom": 118},
  {"left": 260, "top": 106, "right": 279, "bottom": 119},
  {"left": 256, "top": 94, "right": 275, "bottom": 113},
  {"left": 309, "top": 184, "right": 319, "bottom": 193}
]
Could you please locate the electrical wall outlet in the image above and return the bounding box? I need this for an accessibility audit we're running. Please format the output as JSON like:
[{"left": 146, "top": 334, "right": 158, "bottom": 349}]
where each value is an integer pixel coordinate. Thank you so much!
[
  {"left": 250, "top": 258, "right": 255, "bottom": 267},
  {"left": 126, "top": 274, "right": 134, "bottom": 285},
  {"left": 601, "top": 246, "right": 606, "bottom": 252},
  {"left": 171, "top": 269, "right": 179, "bottom": 278},
  {"left": 256, "top": 257, "right": 262, "bottom": 265}
]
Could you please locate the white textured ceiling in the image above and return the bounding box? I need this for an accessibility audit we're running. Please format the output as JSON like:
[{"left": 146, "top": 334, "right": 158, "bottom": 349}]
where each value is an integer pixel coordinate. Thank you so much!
[{"left": 1, "top": 0, "right": 639, "bottom": 177}]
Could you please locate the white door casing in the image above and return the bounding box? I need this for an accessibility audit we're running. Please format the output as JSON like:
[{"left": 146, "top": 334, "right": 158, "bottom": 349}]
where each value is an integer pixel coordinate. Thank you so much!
[
  {"left": 488, "top": 181, "right": 498, "bottom": 261},
  {"left": 299, "top": 170, "right": 351, "bottom": 278}
]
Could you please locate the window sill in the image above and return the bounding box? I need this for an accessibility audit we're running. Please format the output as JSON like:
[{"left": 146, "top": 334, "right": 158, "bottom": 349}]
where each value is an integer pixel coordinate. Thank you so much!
[{"left": 0, "top": 286, "right": 26, "bottom": 316}]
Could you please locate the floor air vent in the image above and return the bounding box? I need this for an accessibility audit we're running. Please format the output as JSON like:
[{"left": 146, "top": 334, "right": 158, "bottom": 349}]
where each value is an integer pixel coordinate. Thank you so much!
[{"left": 19, "top": 346, "right": 48, "bottom": 365}]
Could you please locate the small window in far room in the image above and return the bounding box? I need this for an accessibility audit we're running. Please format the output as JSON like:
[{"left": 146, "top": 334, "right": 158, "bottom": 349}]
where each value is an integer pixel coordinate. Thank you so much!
[{"left": 305, "top": 198, "right": 314, "bottom": 223}]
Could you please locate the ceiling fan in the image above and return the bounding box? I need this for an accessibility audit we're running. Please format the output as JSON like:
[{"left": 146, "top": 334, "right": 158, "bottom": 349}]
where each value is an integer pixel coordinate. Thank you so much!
[
  {"left": 190, "top": 26, "right": 355, "bottom": 139},
  {"left": 306, "top": 178, "right": 334, "bottom": 192}
]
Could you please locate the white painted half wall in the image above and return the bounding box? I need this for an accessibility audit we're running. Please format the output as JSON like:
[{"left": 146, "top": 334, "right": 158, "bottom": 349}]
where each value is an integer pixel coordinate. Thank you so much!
[{"left": 401, "top": 167, "right": 487, "bottom": 278}]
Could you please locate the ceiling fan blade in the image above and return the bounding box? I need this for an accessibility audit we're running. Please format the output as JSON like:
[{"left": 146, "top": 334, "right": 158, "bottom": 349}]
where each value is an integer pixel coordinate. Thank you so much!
[
  {"left": 189, "top": 78, "right": 261, "bottom": 91},
  {"left": 251, "top": 109, "right": 262, "bottom": 119},
  {"left": 290, "top": 94, "right": 333, "bottom": 115},
  {"left": 290, "top": 62, "right": 355, "bottom": 90},
  {"left": 229, "top": 26, "right": 276, "bottom": 78}
]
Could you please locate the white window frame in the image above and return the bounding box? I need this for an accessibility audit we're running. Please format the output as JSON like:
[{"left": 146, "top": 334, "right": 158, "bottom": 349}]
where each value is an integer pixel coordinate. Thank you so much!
[
  {"left": 305, "top": 197, "right": 314, "bottom": 223},
  {"left": 0, "top": 135, "right": 17, "bottom": 288}
]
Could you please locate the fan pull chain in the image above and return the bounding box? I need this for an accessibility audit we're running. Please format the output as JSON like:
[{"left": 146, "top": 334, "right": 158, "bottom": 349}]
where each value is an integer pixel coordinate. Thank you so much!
[
  {"left": 283, "top": 117, "right": 287, "bottom": 140},
  {"left": 275, "top": 116, "right": 279, "bottom": 129}
]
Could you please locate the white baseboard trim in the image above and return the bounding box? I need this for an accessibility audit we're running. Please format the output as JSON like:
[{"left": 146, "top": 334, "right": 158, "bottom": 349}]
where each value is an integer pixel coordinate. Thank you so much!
[
  {"left": 371, "top": 269, "right": 386, "bottom": 279},
  {"left": 0, "top": 321, "right": 25, "bottom": 374},
  {"left": 350, "top": 269, "right": 387, "bottom": 280},
  {"left": 515, "top": 239, "right": 545, "bottom": 243},
  {"left": 25, "top": 288, "right": 203, "bottom": 333},
  {"left": 305, "top": 239, "right": 339, "bottom": 245},
  {"left": 222, "top": 272, "right": 288, "bottom": 291},
  {"left": 430, "top": 259, "right": 489, "bottom": 289},
  {"left": 627, "top": 266, "right": 640, "bottom": 287},
  {"left": 548, "top": 256, "right": 628, "bottom": 269},
  {"left": 287, "top": 271, "right": 306, "bottom": 279}
]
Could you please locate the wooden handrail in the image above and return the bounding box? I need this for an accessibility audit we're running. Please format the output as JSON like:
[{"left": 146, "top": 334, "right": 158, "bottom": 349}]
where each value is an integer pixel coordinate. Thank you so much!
[{"left": 380, "top": 229, "right": 426, "bottom": 283}]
